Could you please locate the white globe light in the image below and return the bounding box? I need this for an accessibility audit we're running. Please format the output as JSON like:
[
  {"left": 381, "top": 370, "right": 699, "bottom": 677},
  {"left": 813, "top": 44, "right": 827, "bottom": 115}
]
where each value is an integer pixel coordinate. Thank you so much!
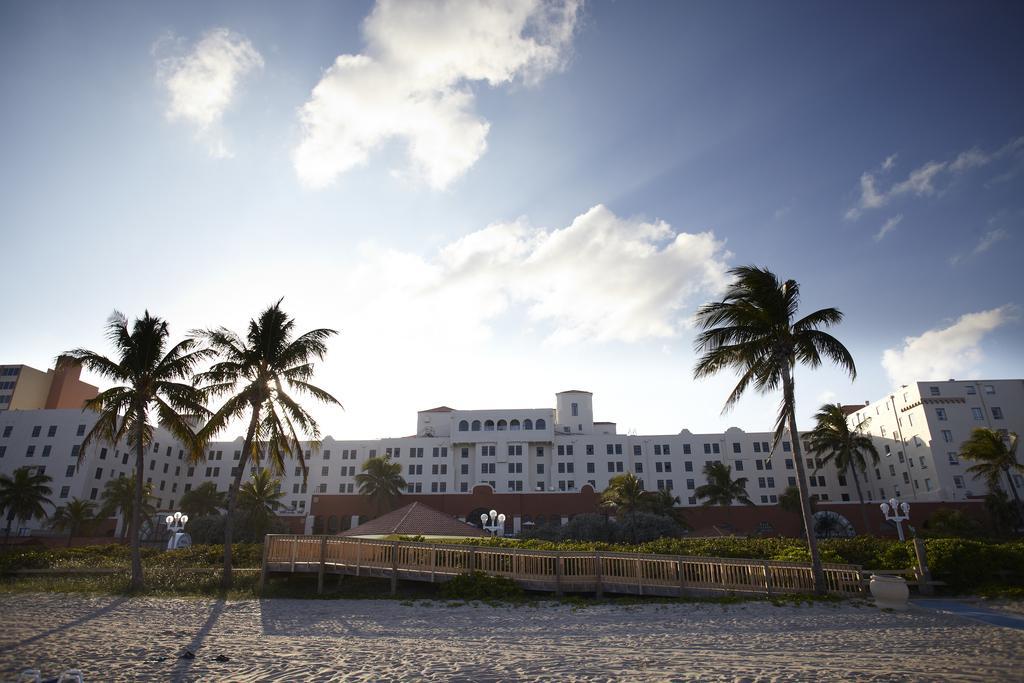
[
  {"left": 481, "top": 513, "right": 488, "bottom": 524},
  {"left": 165, "top": 515, "right": 174, "bottom": 524},
  {"left": 180, "top": 515, "right": 189, "bottom": 524},
  {"left": 489, "top": 509, "right": 497, "bottom": 519},
  {"left": 174, "top": 511, "right": 182, "bottom": 520},
  {"left": 497, "top": 514, "right": 506, "bottom": 524},
  {"left": 879, "top": 503, "right": 888, "bottom": 514},
  {"left": 900, "top": 503, "right": 910, "bottom": 516}
]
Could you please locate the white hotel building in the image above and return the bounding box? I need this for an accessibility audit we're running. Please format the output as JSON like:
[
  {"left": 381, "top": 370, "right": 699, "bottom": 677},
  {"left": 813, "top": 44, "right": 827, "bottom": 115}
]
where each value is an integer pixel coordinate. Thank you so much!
[{"left": 1, "top": 376, "right": 1021, "bottom": 537}]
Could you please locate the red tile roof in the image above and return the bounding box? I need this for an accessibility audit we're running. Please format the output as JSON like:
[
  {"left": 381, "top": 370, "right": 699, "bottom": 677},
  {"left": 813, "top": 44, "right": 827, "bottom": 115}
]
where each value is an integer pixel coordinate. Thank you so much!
[{"left": 341, "top": 502, "right": 486, "bottom": 538}]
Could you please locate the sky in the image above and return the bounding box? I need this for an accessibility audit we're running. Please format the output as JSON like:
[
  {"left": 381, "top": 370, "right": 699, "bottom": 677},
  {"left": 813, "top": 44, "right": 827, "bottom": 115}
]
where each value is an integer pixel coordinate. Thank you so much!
[{"left": 2, "top": 0, "right": 1022, "bottom": 441}]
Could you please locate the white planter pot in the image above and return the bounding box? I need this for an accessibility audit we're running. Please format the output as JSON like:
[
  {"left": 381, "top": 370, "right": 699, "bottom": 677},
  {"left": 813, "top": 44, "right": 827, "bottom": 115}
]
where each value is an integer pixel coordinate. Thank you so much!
[{"left": 870, "top": 574, "right": 909, "bottom": 611}]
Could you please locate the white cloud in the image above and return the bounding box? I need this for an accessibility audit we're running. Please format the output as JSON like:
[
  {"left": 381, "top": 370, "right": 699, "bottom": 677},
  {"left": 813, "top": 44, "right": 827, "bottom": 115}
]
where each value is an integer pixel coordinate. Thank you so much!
[
  {"left": 881, "top": 306, "right": 1018, "bottom": 385},
  {"left": 873, "top": 214, "right": 902, "bottom": 242},
  {"left": 341, "top": 204, "right": 731, "bottom": 346},
  {"left": 950, "top": 227, "right": 1011, "bottom": 266},
  {"left": 293, "top": 0, "right": 581, "bottom": 190},
  {"left": 156, "top": 28, "right": 263, "bottom": 157},
  {"left": 846, "top": 136, "right": 1024, "bottom": 219}
]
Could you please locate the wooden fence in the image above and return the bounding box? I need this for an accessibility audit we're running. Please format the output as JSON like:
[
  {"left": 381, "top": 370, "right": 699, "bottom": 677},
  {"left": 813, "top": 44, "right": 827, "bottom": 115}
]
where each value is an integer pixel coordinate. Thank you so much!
[{"left": 261, "top": 535, "right": 865, "bottom": 598}]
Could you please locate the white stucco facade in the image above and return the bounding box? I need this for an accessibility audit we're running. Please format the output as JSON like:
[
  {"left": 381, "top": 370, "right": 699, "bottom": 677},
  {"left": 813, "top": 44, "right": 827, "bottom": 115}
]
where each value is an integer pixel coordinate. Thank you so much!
[{"left": 1, "top": 380, "right": 1021, "bottom": 536}]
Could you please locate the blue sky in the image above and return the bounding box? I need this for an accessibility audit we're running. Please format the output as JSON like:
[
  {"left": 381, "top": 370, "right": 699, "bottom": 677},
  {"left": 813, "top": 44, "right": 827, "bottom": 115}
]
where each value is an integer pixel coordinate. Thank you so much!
[{"left": 2, "top": 0, "right": 1022, "bottom": 439}]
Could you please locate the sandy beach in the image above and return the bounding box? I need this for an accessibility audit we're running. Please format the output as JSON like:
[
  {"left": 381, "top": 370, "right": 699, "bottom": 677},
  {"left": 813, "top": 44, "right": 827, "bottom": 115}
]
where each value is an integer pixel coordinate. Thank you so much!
[{"left": 1, "top": 593, "right": 1022, "bottom": 682}]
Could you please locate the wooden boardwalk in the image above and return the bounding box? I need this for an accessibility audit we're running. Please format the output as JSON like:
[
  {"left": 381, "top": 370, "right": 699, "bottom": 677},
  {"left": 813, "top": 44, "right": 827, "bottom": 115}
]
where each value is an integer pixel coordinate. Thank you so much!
[{"left": 261, "top": 535, "right": 865, "bottom": 598}]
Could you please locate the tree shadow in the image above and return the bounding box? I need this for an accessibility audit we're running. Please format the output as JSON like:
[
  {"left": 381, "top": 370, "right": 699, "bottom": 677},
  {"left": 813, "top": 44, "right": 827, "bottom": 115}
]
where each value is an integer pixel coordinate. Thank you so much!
[
  {"left": 169, "top": 597, "right": 227, "bottom": 680},
  {"left": 9, "top": 596, "right": 132, "bottom": 650}
]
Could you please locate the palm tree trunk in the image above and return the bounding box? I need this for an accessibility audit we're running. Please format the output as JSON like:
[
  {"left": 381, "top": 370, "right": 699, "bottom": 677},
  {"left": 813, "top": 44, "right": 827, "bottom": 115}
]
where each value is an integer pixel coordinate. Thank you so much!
[
  {"left": 130, "top": 416, "right": 146, "bottom": 591},
  {"left": 850, "top": 464, "right": 871, "bottom": 535},
  {"left": 782, "top": 371, "right": 826, "bottom": 596},
  {"left": 67, "top": 527, "right": 74, "bottom": 548},
  {"left": 1003, "top": 466, "right": 1024, "bottom": 527},
  {"left": 223, "top": 406, "right": 260, "bottom": 589},
  {"left": 3, "top": 514, "right": 12, "bottom": 551}
]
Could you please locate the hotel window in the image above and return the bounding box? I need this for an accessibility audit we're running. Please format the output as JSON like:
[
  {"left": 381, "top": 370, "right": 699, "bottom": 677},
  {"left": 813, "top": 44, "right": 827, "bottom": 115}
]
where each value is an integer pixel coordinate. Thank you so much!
[
  {"left": 321, "top": 466, "right": 329, "bottom": 476},
  {"left": 929, "top": 386, "right": 940, "bottom": 396},
  {"left": 935, "top": 408, "right": 947, "bottom": 421},
  {"left": 31, "top": 426, "right": 41, "bottom": 437},
  {"left": 634, "top": 462, "right": 643, "bottom": 473},
  {"left": 686, "top": 479, "right": 695, "bottom": 490},
  {"left": 458, "top": 420, "right": 469, "bottom": 431},
  {"left": 59, "top": 485, "right": 70, "bottom": 499},
  {"left": 919, "top": 456, "right": 927, "bottom": 469},
  {"left": 971, "top": 408, "right": 983, "bottom": 421},
  {"left": 536, "top": 447, "right": 545, "bottom": 457},
  {"left": 557, "top": 445, "right": 564, "bottom": 456},
  {"left": 572, "top": 402, "right": 578, "bottom": 417},
  {"left": 984, "top": 384, "right": 995, "bottom": 394},
  {"left": 903, "top": 472, "right": 910, "bottom": 484},
  {"left": 323, "top": 450, "right": 331, "bottom": 460},
  {"left": 41, "top": 445, "right": 51, "bottom": 458},
  {"left": 537, "top": 463, "right": 544, "bottom": 474},
  {"left": 461, "top": 447, "right": 470, "bottom": 458},
  {"left": 633, "top": 445, "right": 642, "bottom": 456},
  {"left": 948, "top": 452, "right": 959, "bottom": 465},
  {"left": 888, "top": 464, "right": 896, "bottom": 476},
  {"left": 65, "top": 465, "right": 76, "bottom": 477},
  {"left": 683, "top": 444, "right": 691, "bottom": 455},
  {"left": 732, "top": 443, "right": 742, "bottom": 454},
  {"left": 460, "top": 482, "right": 469, "bottom": 492},
  {"left": 758, "top": 477, "right": 766, "bottom": 488},
  {"left": 753, "top": 442, "right": 761, "bottom": 453},
  {"left": 26, "top": 445, "right": 35, "bottom": 457},
  {"left": 785, "top": 459, "right": 794, "bottom": 470},
  {"left": 992, "top": 407, "right": 1004, "bottom": 420},
  {"left": 586, "top": 462, "right": 595, "bottom": 473},
  {"left": 1, "top": 426, "right": 11, "bottom": 438},
  {"left": 587, "top": 444, "right": 595, "bottom": 455},
  {"left": 941, "top": 430, "right": 953, "bottom": 443},
  {"left": 782, "top": 441, "right": 791, "bottom": 452},
  {"left": 966, "top": 385, "right": 977, "bottom": 395},
  {"left": 47, "top": 425, "right": 57, "bottom": 437},
  {"left": 735, "top": 460, "right": 744, "bottom": 471},
  {"left": 953, "top": 476, "right": 965, "bottom": 489},
  {"left": 880, "top": 426, "right": 887, "bottom": 437},
  {"left": 925, "top": 479, "right": 933, "bottom": 491},
  {"left": 837, "top": 475, "right": 847, "bottom": 486},
  {"left": 684, "top": 461, "right": 693, "bottom": 472},
  {"left": 566, "top": 445, "right": 574, "bottom": 456},
  {"left": 654, "top": 445, "right": 662, "bottom": 455},
  {"left": 703, "top": 444, "right": 710, "bottom": 454},
  {"left": 788, "top": 476, "right": 796, "bottom": 487}
]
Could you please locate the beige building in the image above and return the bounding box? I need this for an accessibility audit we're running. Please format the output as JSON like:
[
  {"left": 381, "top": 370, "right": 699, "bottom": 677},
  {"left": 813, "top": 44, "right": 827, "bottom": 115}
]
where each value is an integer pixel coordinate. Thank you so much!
[{"left": 0, "top": 363, "right": 98, "bottom": 412}]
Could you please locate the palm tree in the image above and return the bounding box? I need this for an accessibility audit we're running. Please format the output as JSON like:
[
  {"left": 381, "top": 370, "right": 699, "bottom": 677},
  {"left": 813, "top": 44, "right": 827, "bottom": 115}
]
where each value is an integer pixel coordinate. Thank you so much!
[
  {"left": 960, "top": 429, "right": 1022, "bottom": 525},
  {"left": 0, "top": 467, "right": 54, "bottom": 549},
  {"left": 238, "top": 469, "right": 285, "bottom": 541},
  {"left": 179, "top": 481, "right": 227, "bottom": 519},
  {"left": 695, "top": 461, "right": 754, "bottom": 507},
  {"left": 600, "top": 473, "right": 647, "bottom": 514},
  {"left": 59, "top": 311, "right": 209, "bottom": 590},
  {"left": 694, "top": 266, "right": 856, "bottom": 595},
  {"left": 194, "top": 300, "right": 341, "bottom": 587},
  {"left": 238, "top": 469, "right": 284, "bottom": 516},
  {"left": 806, "top": 403, "right": 879, "bottom": 535},
  {"left": 49, "top": 498, "right": 97, "bottom": 547},
  {"left": 100, "top": 475, "right": 157, "bottom": 541},
  {"left": 356, "top": 456, "right": 406, "bottom": 516}
]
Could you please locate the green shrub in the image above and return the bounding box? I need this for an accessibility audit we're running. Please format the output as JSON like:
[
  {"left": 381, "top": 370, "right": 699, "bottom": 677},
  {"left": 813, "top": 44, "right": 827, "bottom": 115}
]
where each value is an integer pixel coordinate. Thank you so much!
[
  {"left": 440, "top": 571, "right": 524, "bottom": 601},
  {"left": 0, "top": 543, "right": 263, "bottom": 572},
  {"left": 924, "top": 539, "right": 1024, "bottom": 592}
]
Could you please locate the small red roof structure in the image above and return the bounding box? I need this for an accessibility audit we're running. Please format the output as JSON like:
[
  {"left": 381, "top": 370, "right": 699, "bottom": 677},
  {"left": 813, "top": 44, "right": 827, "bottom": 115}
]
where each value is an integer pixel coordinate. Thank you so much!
[
  {"left": 418, "top": 406, "right": 455, "bottom": 413},
  {"left": 341, "top": 502, "right": 486, "bottom": 538}
]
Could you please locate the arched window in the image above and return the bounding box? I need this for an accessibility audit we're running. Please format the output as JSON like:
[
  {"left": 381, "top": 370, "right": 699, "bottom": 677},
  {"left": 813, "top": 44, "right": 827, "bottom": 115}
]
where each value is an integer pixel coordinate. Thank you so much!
[
  {"left": 458, "top": 420, "right": 469, "bottom": 431},
  {"left": 535, "top": 418, "right": 546, "bottom": 430},
  {"left": 484, "top": 420, "right": 495, "bottom": 431},
  {"left": 497, "top": 419, "right": 507, "bottom": 431},
  {"left": 523, "top": 419, "right": 533, "bottom": 430},
  {"left": 471, "top": 420, "right": 481, "bottom": 431},
  {"left": 510, "top": 419, "right": 521, "bottom": 431},
  {"left": 327, "top": 515, "right": 338, "bottom": 533},
  {"left": 535, "top": 515, "right": 546, "bottom": 527}
]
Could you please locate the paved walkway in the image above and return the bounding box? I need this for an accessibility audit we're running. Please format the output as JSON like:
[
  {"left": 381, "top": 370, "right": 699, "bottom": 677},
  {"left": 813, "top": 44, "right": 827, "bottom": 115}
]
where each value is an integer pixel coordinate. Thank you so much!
[{"left": 913, "top": 599, "right": 1024, "bottom": 631}]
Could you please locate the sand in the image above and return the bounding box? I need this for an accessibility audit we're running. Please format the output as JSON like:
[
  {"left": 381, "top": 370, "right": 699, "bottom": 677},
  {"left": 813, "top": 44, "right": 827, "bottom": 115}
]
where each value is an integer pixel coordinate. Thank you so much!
[{"left": 1, "top": 593, "right": 1022, "bottom": 681}]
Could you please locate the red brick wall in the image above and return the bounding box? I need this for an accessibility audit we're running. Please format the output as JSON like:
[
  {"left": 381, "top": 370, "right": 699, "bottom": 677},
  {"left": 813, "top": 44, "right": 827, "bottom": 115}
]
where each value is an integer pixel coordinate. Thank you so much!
[{"left": 311, "top": 487, "right": 990, "bottom": 538}]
